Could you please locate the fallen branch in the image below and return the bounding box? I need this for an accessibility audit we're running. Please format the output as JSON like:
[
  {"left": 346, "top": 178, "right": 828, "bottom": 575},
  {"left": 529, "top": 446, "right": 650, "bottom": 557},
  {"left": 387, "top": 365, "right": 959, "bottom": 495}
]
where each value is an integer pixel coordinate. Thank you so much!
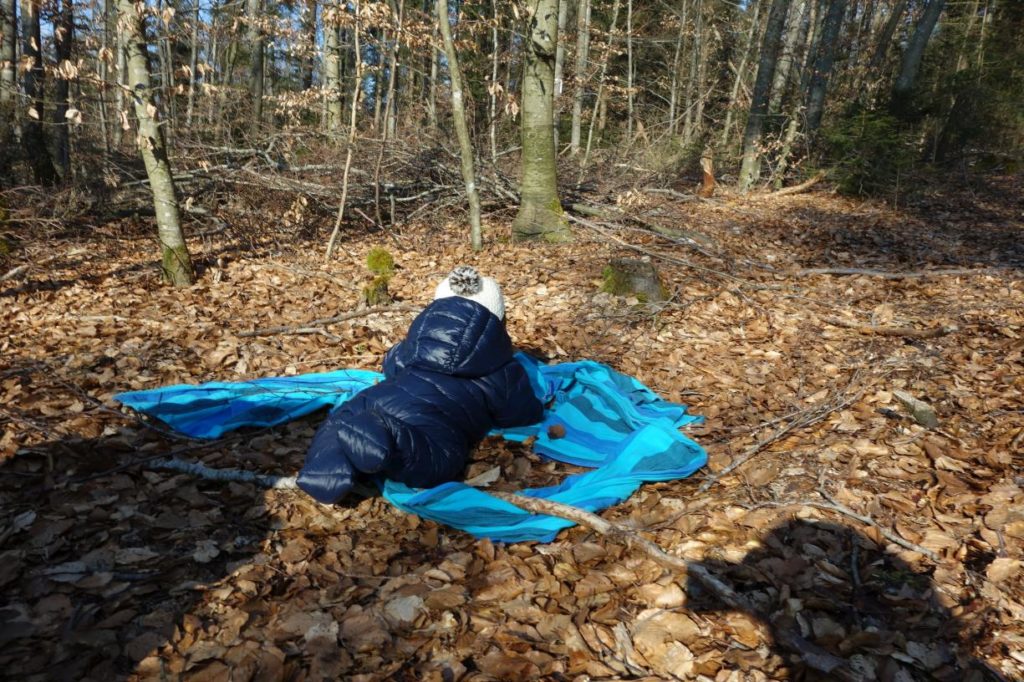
[
  {"left": 763, "top": 171, "right": 827, "bottom": 198},
  {"left": 151, "top": 457, "right": 299, "bottom": 489},
  {"left": 239, "top": 303, "right": 420, "bottom": 338},
  {"left": 814, "top": 489, "right": 943, "bottom": 563},
  {"left": 795, "top": 267, "right": 1000, "bottom": 279},
  {"left": 570, "top": 202, "right": 716, "bottom": 250},
  {"left": 489, "top": 491, "right": 854, "bottom": 680},
  {"left": 0, "top": 264, "right": 29, "bottom": 282},
  {"left": 823, "top": 316, "right": 958, "bottom": 339}
]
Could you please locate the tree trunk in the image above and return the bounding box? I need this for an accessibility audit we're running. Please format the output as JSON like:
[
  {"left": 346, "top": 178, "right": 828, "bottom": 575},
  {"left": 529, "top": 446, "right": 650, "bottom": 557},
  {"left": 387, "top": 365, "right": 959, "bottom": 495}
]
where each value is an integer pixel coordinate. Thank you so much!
[
  {"left": 20, "top": 0, "right": 58, "bottom": 185},
  {"left": 97, "top": 0, "right": 111, "bottom": 155},
  {"left": 116, "top": 6, "right": 129, "bottom": 143},
  {"left": 682, "top": 0, "right": 701, "bottom": 144},
  {"left": 437, "top": 0, "right": 482, "bottom": 250},
  {"left": 667, "top": 1, "right": 686, "bottom": 136},
  {"left": 301, "top": 0, "right": 317, "bottom": 90},
  {"left": 186, "top": 0, "right": 201, "bottom": 125},
  {"left": 569, "top": 0, "right": 590, "bottom": 154},
  {"left": 0, "top": 0, "right": 14, "bottom": 106},
  {"left": 324, "top": 0, "right": 364, "bottom": 260},
  {"left": 246, "top": 0, "right": 265, "bottom": 138},
  {"left": 323, "top": 5, "right": 342, "bottom": 132},
  {"left": 803, "top": 0, "right": 847, "bottom": 135},
  {"left": 625, "top": 0, "right": 633, "bottom": 142},
  {"left": 720, "top": 0, "right": 760, "bottom": 148},
  {"left": 769, "top": 0, "right": 807, "bottom": 114},
  {"left": 53, "top": 0, "right": 74, "bottom": 178},
  {"left": 868, "top": 0, "right": 906, "bottom": 71},
  {"left": 891, "top": 0, "right": 946, "bottom": 113},
  {"left": 383, "top": 0, "right": 402, "bottom": 139},
  {"left": 489, "top": 0, "right": 499, "bottom": 163},
  {"left": 513, "top": 0, "right": 572, "bottom": 242},
  {"left": 580, "top": 0, "right": 621, "bottom": 173},
  {"left": 118, "top": 0, "right": 195, "bottom": 286},
  {"left": 737, "top": 0, "right": 791, "bottom": 192},
  {"left": 552, "top": 0, "right": 568, "bottom": 150}
]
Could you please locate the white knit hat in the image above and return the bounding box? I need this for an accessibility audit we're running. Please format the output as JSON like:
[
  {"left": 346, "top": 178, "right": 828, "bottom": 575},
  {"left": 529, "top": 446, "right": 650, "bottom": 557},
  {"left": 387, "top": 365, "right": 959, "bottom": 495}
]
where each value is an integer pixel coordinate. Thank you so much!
[{"left": 434, "top": 266, "right": 505, "bottom": 320}]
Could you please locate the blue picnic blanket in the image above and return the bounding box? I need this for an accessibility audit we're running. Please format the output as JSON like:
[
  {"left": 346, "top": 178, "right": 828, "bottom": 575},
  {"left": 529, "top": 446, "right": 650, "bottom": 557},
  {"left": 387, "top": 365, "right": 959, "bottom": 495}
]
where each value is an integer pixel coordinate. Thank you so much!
[{"left": 116, "top": 354, "right": 706, "bottom": 542}]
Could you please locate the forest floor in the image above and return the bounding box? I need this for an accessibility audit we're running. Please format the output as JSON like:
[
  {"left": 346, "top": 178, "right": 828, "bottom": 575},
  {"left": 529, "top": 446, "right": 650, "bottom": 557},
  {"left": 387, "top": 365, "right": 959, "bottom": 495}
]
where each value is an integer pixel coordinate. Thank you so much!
[{"left": 1, "top": 173, "right": 1022, "bottom": 682}]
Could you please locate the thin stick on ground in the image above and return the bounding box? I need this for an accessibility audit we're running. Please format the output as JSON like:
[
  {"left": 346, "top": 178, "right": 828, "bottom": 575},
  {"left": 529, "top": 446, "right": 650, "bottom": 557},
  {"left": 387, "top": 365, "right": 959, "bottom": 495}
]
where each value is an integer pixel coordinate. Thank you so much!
[
  {"left": 823, "top": 316, "right": 958, "bottom": 339},
  {"left": 697, "top": 376, "right": 863, "bottom": 494}
]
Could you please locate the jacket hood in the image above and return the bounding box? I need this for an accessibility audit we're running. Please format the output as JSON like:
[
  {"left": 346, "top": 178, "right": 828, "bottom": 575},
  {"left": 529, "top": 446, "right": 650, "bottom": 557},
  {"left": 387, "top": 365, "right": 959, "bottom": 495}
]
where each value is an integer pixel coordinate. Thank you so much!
[{"left": 393, "top": 297, "right": 514, "bottom": 377}]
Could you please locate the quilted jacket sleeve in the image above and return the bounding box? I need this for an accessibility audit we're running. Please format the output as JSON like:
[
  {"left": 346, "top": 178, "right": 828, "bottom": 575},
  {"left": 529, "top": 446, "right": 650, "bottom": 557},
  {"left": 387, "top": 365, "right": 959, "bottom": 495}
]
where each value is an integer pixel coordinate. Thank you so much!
[
  {"left": 483, "top": 360, "right": 546, "bottom": 429},
  {"left": 382, "top": 341, "right": 406, "bottom": 379}
]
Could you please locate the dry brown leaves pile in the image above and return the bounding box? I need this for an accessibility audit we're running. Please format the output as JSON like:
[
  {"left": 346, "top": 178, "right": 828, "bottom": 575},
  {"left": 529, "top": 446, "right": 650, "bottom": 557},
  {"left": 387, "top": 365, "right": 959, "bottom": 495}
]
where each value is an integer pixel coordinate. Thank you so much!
[{"left": 1, "top": 176, "right": 1022, "bottom": 681}]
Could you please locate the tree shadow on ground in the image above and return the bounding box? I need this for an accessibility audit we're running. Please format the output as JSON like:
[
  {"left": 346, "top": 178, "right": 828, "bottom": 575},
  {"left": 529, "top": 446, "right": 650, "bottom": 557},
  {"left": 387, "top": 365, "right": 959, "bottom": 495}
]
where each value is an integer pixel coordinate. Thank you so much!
[
  {"left": 687, "top": 518, "right": 1006, "bottom": 681},
  {"left": 763, "top": 176, "right": 1024, "bottom": 273},
  {"left": 0, "top": 419, "right": 364, "bottom": 681}
]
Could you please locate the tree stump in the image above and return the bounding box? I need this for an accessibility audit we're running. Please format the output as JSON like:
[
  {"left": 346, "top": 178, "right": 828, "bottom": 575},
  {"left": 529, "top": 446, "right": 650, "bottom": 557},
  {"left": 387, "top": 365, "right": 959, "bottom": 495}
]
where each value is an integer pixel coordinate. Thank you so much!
[{"left": 601, "top": 257, "right": 668, "bottom": 302}]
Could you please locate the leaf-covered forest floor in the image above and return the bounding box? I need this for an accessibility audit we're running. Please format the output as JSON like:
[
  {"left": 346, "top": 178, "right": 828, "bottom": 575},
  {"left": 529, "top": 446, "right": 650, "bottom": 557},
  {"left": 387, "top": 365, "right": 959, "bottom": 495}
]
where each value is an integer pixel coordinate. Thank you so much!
[{"left": 1, "top": 174, "right": 1022, "bottom": 682}]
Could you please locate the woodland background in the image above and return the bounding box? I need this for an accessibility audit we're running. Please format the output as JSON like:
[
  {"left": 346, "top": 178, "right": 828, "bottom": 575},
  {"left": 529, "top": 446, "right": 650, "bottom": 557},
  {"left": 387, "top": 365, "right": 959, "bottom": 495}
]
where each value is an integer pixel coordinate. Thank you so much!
[{"left": 1, "top": 0, "right": 1023, "bottom": 680}]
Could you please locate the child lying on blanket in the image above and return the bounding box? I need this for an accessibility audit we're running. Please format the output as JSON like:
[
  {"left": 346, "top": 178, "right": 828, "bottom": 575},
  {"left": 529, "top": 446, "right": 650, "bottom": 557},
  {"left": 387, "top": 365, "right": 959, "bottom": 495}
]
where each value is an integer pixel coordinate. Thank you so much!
[{"left": 297, "top": 266, "right": 546, "bottom": 503}]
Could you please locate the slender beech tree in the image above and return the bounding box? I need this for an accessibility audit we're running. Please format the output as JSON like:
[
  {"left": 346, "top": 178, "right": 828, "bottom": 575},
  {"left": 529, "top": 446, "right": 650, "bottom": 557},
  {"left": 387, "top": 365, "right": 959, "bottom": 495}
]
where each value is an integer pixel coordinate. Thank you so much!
[
  {"left": 185, "top": 0, "right": 201, "bottom": 125},
  {"left": 892, "top": 0, "right": 947, "bottom": 115},
  {"left": 247, "top": 0, "right": 265, "bottom": 137},
  {"left": 0, "top": 0, "right": 14, "bottom": 106},
  {"left": 804, "top": 0, "right": 847, "bottom": 135},
  {"left": 20, "top": 0, "right": 58, "bottom": 184},
  {"left": 323, "top": 4, "right": 343, "bottom": 131},
  {"left": 569, "top": 0, "right": 590, "bottom": 155},
  {"left": 54, "top": 0, "right": 74, "bottom": 177},
  {"left": 770, "top": 0, "right": 807, "bottom": 114},
  {"left": 301, "top": 0, "right": 317, "bottom": 90},
  {"left": 737, "top": 0, "right": 791, "bottom": 191},
  {"left": 868, "top": 0, "right": 905, "bottom": 71},
  {"left": 118, "top": 0, "right": 195, "bottom": 285},
  {"left": 513, "top": 0, "right": 571, "bottom": 242},
  {"left": 552, "top": 0, "right": 568, "bottom": 150},
  {"left": 668, "top": 0, "right": 689, "bottom": 138},
  {"left": 720, "top": 0, "right": 760, "bottom": 147},
  {"left": 436, "top": 0, "right": 482, "bottom": 250},
  {"left": 580, "top": 0, "right": 620, "bottom": 174}
]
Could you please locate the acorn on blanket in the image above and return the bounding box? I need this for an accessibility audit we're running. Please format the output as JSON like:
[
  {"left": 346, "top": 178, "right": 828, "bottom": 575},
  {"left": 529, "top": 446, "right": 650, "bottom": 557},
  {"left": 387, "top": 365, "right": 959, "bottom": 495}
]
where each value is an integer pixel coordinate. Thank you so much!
[{"left": 297, "top": 266, "right": 545, "bottom": 503}]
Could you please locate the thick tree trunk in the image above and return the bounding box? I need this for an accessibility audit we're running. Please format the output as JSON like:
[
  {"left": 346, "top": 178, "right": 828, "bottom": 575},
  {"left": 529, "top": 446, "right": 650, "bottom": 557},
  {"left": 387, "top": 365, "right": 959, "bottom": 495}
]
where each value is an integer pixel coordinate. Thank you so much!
[
  {"left": 513, "top": 0, "right": 571, "bottom": 242},
  {"left": 20, "top": 0, "right": 58, "bottom": 185},
  {"left": 323, "top": 6, "right": 342, "bottom": 132},
  {"left": 246, "top": 0, "right": 265, "bottom": 138},
  {"left": 803, "top": 0, "right": 847, "bottom": 135},
  {"left": 569, "top": 0, "right": 590, "bottom": 155},
  {"left": 53, "top": 0, "right": 74, "bottom": 178},
  {"left": 437, "top": 0, "right": 482, "bottom": 250},
  {"left": 891, "top": 0, "right": 946, "bottom": 113},
  {"left": 737, "top": 0, "right": 791, "bottom": 192},
  {"left": 118, "top": 0, "right": 195, "bottom": 286}
]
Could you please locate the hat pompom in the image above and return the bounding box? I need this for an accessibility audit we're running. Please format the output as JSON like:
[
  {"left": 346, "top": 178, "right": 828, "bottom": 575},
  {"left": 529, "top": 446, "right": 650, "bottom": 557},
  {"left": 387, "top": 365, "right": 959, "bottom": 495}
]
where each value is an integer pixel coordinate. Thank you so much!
[{"left": 434, "top": 266, "right": 505, "bottom": 320}]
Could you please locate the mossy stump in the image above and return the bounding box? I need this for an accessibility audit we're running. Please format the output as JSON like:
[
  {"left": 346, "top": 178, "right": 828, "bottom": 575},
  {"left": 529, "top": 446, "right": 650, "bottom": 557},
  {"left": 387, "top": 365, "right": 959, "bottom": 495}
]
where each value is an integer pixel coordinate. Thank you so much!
[
  {"left": 602, "top": 258, "right": 668, "bottom": 302},
  {"left": 362, "top": 246, "right": 395, "bottom": 306}
]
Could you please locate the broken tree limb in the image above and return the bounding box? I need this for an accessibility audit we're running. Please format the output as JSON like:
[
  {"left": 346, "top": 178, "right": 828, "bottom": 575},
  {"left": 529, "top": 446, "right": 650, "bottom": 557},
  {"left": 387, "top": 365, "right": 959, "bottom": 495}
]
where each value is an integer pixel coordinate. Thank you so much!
[
  {"left": 238, "top": 303, "right": 420, "bottom": 338},
  {"left": 823, "top": 316, "right": 958, "bottom": 339},
  {"left": 489, "top": 491, "right": 855, "bottom": 680},
  {"left": 151, "top": 457, "right": 299, "bottom": 489},
  {"left": 569, "top": 202, "right": 716, "bottom": 250},
  {"left": 814, "top": 489, "right": 943, "bottom": 563},
  {"left": 761, "top": 170, "right": 828, "bottom": 198}
]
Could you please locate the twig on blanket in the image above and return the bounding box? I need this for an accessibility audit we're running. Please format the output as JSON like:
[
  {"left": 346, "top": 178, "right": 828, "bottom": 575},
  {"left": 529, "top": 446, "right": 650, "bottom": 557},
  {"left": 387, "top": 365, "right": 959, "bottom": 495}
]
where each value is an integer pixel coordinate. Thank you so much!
[
  {"left": 239, "top": 304, "right": 421, "bottom": 338},
  {"left": 488, "top": 491, "right": 855, "bottom": 680},
  {"left": 150, "top": 457, "right": 300, "bottom": 489},
  {"left": 697, "top": 373, "right": 864, "bottom": 494}
]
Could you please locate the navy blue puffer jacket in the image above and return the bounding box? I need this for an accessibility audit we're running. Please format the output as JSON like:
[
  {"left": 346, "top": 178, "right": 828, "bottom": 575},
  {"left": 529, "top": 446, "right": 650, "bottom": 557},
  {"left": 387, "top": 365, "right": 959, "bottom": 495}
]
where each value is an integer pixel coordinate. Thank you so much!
[{"left": 297, "top": 296, "right": 545, "bottom": 503}]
